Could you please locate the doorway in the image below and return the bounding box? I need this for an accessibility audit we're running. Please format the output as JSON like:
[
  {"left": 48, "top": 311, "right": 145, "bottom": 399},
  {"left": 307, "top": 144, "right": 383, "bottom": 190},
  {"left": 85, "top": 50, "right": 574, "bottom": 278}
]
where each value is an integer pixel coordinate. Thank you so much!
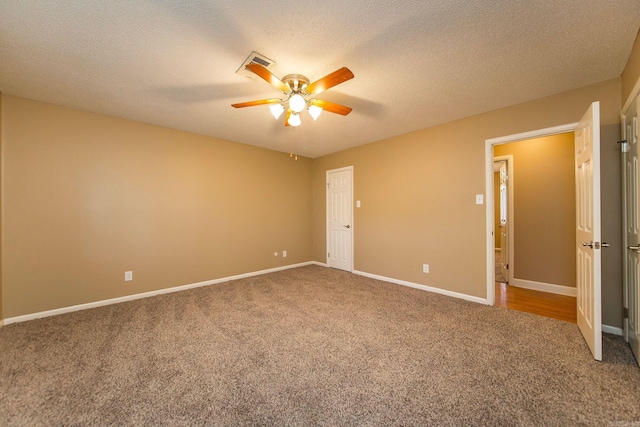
[
  {"left": 485, "top": 102, "right": 604, "bottom": 360},
  {"left": 492, "top": 136, "right": 576, "bottom": 321},
  {"left": 492, "top": 132, "right": 577, "bottom": 289}
]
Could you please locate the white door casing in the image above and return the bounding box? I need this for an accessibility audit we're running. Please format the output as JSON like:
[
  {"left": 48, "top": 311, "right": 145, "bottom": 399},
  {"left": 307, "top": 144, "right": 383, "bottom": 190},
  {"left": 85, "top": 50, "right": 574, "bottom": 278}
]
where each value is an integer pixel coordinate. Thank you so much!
[
  {"left": 575, "top": 101, "right": 602, "bottom": 361},
  {"left": 622, "top": 93, "right": 640, "bottom": 364},
  {"left": 326, "top": 167, "right": 353, "bottom": 271}
]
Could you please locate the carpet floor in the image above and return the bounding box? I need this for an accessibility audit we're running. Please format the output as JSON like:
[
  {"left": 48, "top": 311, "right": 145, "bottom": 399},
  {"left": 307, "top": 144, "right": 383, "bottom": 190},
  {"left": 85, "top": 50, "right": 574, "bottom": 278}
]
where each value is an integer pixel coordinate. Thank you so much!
[{"left": 1, "top": 265, "right": 639, "bottom": 426}]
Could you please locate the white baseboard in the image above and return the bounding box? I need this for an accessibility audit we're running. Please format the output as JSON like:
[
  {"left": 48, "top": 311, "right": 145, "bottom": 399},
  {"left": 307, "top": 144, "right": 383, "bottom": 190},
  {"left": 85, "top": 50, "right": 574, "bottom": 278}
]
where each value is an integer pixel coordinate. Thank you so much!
[
  {"left": 309, "top": 261, "right": 328, "bottom": 267},
  {"left": 3, "top": 261, "right": 620, "bottom": 337},
  {"left": 353, "top": 270, "right": 489, "bottom": 305},
  {"left": 353, "top": 271, "right": 626, "bottom": 337},
  {"left": 511, "top": 278, "right": 577, "bottom": 297},
  {"left": 602, "top": 325, "right": 623, "bottom": 336},
  {"left": 3, "top": 261, "right": 316, "bottom": 325}
]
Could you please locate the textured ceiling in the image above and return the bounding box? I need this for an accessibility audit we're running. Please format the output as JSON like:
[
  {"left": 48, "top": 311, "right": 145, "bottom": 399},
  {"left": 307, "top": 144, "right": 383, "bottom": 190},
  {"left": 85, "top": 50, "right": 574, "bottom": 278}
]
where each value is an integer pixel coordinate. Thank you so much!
[{"left": 1, "top": 1, "right": 639, "bottom": 158}]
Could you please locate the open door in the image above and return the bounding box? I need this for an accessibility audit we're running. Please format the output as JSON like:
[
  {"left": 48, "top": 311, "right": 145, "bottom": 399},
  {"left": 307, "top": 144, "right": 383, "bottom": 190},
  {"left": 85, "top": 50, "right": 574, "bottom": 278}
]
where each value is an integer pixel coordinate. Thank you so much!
[
  {"left": 575, "top": 101, "right": 602, "bottom": 361},
  {"left": 622, "top": 94, "right": 640, "bottom": 364},
  {"left": 498, "top": 161, "right": 509, "bottom": 282}
]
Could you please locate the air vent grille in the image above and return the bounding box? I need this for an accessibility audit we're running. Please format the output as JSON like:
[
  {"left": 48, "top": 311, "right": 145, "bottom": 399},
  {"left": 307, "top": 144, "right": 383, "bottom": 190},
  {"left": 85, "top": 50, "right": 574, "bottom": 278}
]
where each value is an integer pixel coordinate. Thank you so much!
[{"left": 236, "top": 51, "right": 276, "bottom": 79}]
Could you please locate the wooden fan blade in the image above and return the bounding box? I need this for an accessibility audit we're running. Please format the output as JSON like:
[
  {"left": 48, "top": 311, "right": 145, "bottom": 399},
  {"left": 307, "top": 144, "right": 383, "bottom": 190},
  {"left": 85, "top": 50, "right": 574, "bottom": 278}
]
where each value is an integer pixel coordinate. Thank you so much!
[
  {"left": 306, "top": 67, "right": 354, "bottom": 95},
  {"left": 308, "top": 99, "right": 352, "bottom": 116},
  {"left": 246, "top": 63, "right": 291, "bottom": 93},
  {"left": 231, "top": 99, "right": 282, "bottom": 108}
]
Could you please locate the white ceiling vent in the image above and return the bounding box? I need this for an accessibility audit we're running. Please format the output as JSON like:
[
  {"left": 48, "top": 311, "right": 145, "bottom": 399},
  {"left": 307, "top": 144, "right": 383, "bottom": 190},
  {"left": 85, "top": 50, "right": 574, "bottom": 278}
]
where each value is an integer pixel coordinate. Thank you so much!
[{"left": 236, "top": 51, "right": 276, "bottom": 79}]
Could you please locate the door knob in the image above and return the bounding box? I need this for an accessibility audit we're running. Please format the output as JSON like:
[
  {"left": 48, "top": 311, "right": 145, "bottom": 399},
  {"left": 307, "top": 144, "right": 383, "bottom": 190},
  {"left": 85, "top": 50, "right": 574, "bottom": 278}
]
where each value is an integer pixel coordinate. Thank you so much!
[
  {"left": 582, "top": 241, "right": 594, "bottom": 248},
  {"left": 628, "top": 246, "right": 640, "bottom": 253},
  {"left": 344, "top": 225, "right": 351, "bottom": 228}
]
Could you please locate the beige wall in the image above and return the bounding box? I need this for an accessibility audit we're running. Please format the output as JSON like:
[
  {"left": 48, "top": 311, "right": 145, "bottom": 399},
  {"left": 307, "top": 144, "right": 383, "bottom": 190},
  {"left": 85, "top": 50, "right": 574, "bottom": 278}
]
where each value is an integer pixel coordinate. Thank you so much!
[
  {"left": 622, "top": 29, "right": 640, "bottom": 105},
  {"left": 494, "top": 134, "right": 576, "bottom": 287},
  {"left": 1, "top": 95, "right": 313, "bottom": 318},
  {"left": 0, "top": 78, "right": 628, "bottom": 327},
  {"left": 312, "top": 78, "right": 623, "bottom": 327}
]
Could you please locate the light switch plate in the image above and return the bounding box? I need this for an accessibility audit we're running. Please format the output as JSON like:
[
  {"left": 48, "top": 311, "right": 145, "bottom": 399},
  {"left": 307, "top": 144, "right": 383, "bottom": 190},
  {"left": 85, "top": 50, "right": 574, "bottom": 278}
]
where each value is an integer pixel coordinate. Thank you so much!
[{"left": 476, "top": 194, "right": 484, "bottom": 205}]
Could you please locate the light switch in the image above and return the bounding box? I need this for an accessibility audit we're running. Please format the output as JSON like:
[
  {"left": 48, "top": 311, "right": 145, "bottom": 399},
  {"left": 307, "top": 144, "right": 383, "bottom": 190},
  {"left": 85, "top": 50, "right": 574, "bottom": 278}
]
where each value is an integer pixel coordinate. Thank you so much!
[
  {"left": 356, "top": 200, "right": 361, "bottom": 208},
  {"left": 476, "top": 194, "right": 484, "bottom": 205}
]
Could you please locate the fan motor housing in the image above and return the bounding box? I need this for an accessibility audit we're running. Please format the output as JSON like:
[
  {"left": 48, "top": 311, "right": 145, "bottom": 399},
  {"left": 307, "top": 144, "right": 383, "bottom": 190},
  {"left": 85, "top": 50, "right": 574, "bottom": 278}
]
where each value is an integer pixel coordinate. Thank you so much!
[{"left": 282, "top": 74, "right": 310, "bottom": 93}]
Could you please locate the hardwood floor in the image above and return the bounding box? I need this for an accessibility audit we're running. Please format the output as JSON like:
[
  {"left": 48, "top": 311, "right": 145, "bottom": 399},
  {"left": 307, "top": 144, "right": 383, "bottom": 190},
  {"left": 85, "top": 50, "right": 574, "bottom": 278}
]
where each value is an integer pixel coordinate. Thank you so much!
[{"left": 495, "top": 282, "right": 577, "bottom": 323}]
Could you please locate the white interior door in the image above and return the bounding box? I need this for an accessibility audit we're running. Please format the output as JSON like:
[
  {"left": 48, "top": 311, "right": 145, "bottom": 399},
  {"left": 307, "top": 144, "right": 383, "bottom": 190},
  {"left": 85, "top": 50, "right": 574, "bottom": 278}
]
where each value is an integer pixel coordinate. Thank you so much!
[
  {"left": 327, "top": 167, "right": 353, "bottom": 271},
  {"left": 575, "top": 101, "right": 602, "bottom": 361},
  {"left": 498, "top": 162, "right": 509, "bottom": 282},
  {"left": 623, "top": 94, "right": 640, "bottom": 364}
]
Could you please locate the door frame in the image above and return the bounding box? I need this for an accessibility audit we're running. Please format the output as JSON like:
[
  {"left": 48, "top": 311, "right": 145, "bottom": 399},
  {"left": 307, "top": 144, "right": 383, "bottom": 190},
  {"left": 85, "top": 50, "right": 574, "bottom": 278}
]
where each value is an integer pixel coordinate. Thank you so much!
[
  {"left": 484, "top": 123, "right": 577, "bottom": 305},
  {"left": 326, "top": 166, "right": 354, "bottom": 271},
  {"left": 493, "top": 155, "right": 514, "bottom": 285}
]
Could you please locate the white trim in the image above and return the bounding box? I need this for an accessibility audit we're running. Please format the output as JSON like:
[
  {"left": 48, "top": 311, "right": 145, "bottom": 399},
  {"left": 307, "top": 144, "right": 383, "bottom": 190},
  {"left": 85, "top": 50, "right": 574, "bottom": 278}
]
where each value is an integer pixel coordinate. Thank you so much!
[
  {"left": 485, "top": 123, "right": 578, "bottom": 305},
  {"left": 353, "top": 270, "right": 490, "bottom": 305},
  {"left": 486, "top": 123, "right": 578, "bottom": 146},
  {"left": 326, "top": 166, "right": 354, "bottom": 272},
  {"left": 510, "top": 278, "right": 577, "bottom": 297},
  {"left": 3, "top": 262, "right": 316, "bottom": 325},
  {"left": 309, "top": 261, "right": 328, "bottom": 267},
  {"left": 602, "top": 324, "right": 623, "bottom": 336}
]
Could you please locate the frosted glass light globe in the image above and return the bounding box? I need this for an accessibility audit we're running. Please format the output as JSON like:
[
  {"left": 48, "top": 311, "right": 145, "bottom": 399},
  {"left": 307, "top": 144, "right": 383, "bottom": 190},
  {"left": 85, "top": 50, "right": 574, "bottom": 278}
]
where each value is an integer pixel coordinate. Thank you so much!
[
  {"left": 288, "top": 113, "right": 301, "bottom": 127},
  {"left": 269, "top": 103, "right": 285, "bottom": 119},
  {"left": 308, "top": 105, "right": 322, "bottom": 120},
  {"left": 289, "top": 94, "right": 306, "bottom": 113}
]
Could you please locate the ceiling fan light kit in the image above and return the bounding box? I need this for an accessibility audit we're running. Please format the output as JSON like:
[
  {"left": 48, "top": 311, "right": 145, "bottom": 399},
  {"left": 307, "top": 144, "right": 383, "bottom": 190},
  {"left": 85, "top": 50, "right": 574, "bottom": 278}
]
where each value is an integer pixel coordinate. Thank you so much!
[{"left": 232, "top": 60, "right": 354, "bottom": 127}]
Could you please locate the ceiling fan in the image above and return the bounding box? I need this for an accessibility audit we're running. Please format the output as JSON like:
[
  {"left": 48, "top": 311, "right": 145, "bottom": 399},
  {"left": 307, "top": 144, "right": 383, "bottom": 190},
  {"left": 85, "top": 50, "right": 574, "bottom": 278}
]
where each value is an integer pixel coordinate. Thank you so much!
[{"left": 232, "top": 63, "right": 354, "bottom": 127}]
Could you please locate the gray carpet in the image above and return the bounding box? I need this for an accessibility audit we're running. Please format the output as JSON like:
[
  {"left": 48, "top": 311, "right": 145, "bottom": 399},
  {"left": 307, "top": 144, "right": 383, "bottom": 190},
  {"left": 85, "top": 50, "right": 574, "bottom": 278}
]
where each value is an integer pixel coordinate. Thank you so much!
[{"left": 1, "top": 265, "right": 639, "bottom": 426}]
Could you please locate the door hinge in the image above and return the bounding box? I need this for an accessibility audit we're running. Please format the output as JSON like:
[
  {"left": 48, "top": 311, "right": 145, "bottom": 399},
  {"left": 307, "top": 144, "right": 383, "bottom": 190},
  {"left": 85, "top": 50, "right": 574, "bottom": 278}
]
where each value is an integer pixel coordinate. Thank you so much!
[
  {"left": 624, "top": 307, "right": 629, "bottom": 319},
  {"left": 328, "top": 252, "right": 330, "bottom": 258},
  {"left": 327, "top": 183, "right": 330, "bottom": 189},
  {"left": 506, "top": 264, "right": 509, "bottom": 270}
]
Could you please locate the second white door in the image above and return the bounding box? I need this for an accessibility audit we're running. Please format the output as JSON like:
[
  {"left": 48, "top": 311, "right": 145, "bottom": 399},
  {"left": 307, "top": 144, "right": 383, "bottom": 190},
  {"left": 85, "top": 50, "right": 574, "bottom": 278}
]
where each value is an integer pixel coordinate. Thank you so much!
[{"left": 327, "top": 167, "right": 353, "bottom": 271}]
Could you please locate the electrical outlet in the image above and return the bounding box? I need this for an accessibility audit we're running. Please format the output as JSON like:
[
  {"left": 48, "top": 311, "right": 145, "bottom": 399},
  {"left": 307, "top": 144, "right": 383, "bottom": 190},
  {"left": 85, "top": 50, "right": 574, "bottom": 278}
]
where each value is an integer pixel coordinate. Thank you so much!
[
  {"left": 283, "top": 250, "right": 287, "bottom": 258},
  {"left": 125, "top": 271, "right": 133, "bottom": 281},
  {"left": 422, "top": 264, "right": 429, "bottom": 273}
]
